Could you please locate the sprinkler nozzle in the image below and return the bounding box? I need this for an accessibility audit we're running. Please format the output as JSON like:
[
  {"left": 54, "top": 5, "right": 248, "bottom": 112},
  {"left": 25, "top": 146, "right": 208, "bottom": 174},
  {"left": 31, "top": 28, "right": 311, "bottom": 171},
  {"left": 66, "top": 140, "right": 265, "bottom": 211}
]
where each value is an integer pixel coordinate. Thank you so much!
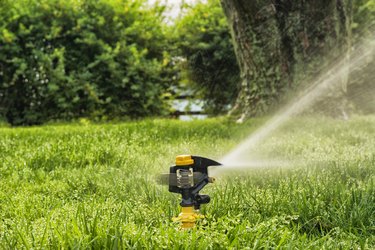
[
  {"left": 208, "top": 177, "right": 216, "bottom": 183},
  {"left": 168, "top": 155, "right": 221, "bottom": 229}
]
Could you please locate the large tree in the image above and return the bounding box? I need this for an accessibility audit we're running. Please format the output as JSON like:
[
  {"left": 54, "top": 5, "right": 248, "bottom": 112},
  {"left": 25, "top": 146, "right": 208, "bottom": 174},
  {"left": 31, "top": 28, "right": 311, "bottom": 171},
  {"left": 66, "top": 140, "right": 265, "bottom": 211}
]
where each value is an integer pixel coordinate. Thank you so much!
[{"left": 220, "top": 0, "right": 352, "bottom": 121}]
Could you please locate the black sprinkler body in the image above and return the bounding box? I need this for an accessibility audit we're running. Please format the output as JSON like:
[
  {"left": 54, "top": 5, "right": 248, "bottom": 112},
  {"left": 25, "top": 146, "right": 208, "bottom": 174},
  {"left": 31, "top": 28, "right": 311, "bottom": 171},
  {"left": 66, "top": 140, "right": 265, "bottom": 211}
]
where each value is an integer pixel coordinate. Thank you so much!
[{"left": 168, "top": 155, "right": 221, "bottom": 228}]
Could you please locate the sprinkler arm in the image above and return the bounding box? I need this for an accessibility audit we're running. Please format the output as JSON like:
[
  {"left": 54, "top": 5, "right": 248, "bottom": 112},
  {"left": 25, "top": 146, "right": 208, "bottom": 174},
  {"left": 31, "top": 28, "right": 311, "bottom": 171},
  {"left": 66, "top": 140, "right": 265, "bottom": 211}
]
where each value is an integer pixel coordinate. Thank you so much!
[{"left": 169, "top": 155, "right": 221, "bottom": 209}]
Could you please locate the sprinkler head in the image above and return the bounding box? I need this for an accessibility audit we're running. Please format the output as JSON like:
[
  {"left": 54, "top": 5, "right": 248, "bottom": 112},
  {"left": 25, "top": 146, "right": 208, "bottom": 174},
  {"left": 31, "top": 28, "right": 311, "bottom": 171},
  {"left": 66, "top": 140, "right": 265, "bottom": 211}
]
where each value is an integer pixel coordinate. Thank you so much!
[{"left": 168, "top": 155, "right": 221, "bottom": 229}]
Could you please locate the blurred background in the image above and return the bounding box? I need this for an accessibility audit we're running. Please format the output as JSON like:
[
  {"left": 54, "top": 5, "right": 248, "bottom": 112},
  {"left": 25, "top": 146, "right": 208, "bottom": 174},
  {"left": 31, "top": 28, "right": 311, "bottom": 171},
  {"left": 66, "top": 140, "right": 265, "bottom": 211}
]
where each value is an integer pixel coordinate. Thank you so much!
[{"left": 0, "top": 0, "right": 373, "bottom": 126}]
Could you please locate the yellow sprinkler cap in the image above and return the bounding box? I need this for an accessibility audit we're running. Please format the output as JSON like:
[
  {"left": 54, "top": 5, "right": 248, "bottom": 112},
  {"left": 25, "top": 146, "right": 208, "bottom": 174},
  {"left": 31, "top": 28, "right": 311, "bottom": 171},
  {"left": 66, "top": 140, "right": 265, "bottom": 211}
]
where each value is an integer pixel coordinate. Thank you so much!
[{"left": 176, "top": 155, "right": 194, "bottom": 166}]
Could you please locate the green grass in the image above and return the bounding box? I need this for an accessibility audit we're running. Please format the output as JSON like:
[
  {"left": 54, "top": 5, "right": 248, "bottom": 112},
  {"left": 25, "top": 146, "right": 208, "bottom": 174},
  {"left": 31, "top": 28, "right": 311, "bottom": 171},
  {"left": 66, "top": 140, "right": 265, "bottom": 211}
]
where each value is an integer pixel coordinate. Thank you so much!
[{"left": 0, "top": 116, "right": 374, "bottom": 249}]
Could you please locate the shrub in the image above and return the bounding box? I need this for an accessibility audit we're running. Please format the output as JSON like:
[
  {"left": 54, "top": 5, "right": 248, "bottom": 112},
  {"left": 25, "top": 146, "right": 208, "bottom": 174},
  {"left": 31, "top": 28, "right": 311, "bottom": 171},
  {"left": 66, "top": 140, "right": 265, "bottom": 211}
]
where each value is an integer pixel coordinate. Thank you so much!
[
  {"left": 0, "top": 0, "right": 172, "bottom": 125},
  {"left": 349, "top": 0, "right": 375, "bottom": 114},
  {"left": 174, "top": 0, "right": 240, "bottom": 115}
]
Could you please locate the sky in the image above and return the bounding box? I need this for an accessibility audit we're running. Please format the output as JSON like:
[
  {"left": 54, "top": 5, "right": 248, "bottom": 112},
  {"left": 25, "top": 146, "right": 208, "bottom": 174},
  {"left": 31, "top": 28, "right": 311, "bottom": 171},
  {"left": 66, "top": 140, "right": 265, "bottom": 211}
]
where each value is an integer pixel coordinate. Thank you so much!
[{"left": 147, "top": 0, "right": 199, "bottom": 20}]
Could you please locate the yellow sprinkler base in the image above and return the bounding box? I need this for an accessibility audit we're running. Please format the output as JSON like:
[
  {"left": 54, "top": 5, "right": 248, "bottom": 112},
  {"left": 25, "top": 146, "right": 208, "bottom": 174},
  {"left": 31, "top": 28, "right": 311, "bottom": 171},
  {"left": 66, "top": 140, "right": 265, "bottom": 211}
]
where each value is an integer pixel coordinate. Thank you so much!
[{"left": 172, "top": 206, "right": 204, "bottom": 229}]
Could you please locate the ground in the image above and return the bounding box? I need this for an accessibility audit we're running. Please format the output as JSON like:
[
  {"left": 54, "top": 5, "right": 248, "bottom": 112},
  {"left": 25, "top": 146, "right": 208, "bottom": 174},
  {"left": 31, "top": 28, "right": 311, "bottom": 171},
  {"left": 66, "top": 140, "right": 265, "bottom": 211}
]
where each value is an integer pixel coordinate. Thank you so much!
[{"left": 0, "top": 116, "right": 374, "bottom": 249}]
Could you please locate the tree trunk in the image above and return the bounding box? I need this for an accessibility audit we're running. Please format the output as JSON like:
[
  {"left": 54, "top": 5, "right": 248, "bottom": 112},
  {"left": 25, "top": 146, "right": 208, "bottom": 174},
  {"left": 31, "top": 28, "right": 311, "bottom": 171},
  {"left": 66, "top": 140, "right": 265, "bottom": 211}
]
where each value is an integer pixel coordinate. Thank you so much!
[{"left": 221, "top": 0, "right": 352, "bottom": 121}]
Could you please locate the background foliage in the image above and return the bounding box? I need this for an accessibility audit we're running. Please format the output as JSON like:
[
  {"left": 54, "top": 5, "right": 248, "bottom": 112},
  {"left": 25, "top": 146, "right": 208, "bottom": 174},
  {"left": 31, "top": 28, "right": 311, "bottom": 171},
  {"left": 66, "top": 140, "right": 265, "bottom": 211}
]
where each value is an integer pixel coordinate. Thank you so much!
[
  {"left": 174, "top": 0, "right": 240, "bottom": 115},
  {"left": 349, "top": 0, "right": 375, "bottom": 114},
  {"left": 0, "top": 0, "right": 373, "bottom": 125},
  {"left": 0, "top": 0, "right": 172, "bottom": 125}
]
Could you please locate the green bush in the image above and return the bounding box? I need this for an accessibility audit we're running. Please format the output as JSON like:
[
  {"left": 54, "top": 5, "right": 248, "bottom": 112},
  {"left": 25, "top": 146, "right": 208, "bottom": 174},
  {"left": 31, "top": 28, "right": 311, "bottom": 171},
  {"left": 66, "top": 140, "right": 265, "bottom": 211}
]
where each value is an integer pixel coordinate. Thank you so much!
[
  {"left": 0, "top": 0, "right": 172, "bottom": 125},
  {"left": 353, "top": 0, "right": 375, "bottom": 38},
  {"left": 174, "top": 0, "right": 240, "bottom": 115}
]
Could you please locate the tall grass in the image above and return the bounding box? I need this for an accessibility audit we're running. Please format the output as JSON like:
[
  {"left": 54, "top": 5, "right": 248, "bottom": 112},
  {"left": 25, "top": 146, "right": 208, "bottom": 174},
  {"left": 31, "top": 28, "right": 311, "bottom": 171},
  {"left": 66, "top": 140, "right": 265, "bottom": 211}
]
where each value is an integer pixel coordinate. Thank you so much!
[{"left": 0, "top": 116, "right": 374, "bottom": 249}]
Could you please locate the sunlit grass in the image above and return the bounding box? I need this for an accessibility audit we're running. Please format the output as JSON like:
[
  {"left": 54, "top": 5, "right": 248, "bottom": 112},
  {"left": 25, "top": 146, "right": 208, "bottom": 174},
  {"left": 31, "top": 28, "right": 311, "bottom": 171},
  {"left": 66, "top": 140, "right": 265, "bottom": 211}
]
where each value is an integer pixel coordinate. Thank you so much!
[{"left": 0, "top": 116, "right": 374, "bottom": 249}]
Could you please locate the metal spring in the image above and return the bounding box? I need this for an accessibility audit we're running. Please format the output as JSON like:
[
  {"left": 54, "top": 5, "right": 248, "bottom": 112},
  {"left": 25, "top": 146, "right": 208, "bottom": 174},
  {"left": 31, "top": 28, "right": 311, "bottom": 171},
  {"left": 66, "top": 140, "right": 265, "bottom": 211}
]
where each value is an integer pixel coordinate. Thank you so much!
[{"left": 177, "top": 169, "right": 194, "bottom": 188}]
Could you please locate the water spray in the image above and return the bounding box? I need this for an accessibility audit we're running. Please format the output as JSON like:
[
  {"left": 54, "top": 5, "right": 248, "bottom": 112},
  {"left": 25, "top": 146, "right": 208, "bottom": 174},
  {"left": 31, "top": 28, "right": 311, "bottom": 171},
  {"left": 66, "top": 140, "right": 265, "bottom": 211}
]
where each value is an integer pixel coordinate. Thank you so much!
[
  {"left": 212, "top": 37, "right": 375, "bottom": 175},
  {"left": 166, "top": 155, "right": 221, "bottom": 229}
]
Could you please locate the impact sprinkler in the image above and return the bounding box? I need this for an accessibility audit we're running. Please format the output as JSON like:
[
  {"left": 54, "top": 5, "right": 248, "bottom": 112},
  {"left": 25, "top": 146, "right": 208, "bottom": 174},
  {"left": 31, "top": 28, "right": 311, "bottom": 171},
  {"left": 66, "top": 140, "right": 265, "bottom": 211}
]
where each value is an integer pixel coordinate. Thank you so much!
[{"left": 168, "top": 155, "right": 221, "bottom": 229}]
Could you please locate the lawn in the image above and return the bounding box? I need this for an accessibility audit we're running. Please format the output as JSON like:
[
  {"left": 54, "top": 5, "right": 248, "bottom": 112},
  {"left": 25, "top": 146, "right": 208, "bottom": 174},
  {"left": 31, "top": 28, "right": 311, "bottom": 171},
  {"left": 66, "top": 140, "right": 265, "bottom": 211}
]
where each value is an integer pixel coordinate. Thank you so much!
[{"left": 0, "top": 116, "right": 374, "bottom": 249}]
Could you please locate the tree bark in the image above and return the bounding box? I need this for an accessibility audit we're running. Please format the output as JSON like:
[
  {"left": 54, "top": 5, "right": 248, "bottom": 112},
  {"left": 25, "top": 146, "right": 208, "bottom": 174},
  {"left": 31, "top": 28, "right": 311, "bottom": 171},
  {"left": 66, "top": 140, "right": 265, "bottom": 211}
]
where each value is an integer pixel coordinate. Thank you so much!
[{"left": 221, "top": 0, "right": 352, "bottom": 121}]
